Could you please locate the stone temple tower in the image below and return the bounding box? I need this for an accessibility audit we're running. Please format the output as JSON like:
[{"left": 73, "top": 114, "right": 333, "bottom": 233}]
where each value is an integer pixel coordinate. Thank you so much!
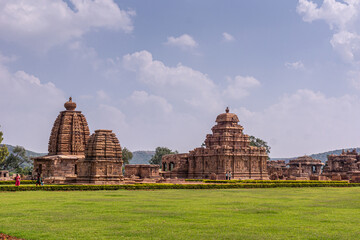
[
  {"left": 161, "top": 107, "right": 268, "bottom": 180},
  {"left": 77, "top": 130, "right": 123, "bottom": 184},
  {"left": 33, "top": 97, "right": 90, "bottom": 183},
  {"left": 48, "top": 97, "right": 90, "bottom": 155}
]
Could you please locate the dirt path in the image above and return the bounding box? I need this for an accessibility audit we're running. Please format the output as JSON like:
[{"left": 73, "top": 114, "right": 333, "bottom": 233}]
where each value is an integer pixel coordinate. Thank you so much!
[{"left": 0, "top": 233, "right": 25, "bottom": 240}]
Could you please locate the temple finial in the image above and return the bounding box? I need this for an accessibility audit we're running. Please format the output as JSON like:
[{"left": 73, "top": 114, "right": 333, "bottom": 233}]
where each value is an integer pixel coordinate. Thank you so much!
[
  {"left": 225, "top": 107, "right": 229, "bottom": 113},
  {"left": 64, "top": 97, "right": 76, "bottom": 111}
]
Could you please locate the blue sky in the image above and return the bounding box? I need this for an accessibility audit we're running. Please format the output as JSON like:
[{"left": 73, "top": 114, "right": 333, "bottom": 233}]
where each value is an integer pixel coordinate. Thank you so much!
[{"left": 1, "top": 0, "right": 360, "bottom": 157}]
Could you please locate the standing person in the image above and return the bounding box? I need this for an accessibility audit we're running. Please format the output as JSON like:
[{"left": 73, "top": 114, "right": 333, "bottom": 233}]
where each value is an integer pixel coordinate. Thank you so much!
[
  {"left": 36, "top": 173, "right": 42, "bottom": 186},
  {"left": 229, "top": 172, "right": 232, "bottom": 180},
  {"left": 226, "top": 172, "right": 228, "bottom": 180},
  {"left": 15, "top": 174, "right": 21, "bottom": 186}
]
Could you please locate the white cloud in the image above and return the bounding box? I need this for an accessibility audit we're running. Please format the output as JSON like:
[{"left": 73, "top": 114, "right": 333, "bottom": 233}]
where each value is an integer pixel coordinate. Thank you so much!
[
  {"left": 297, "top": 0, "right": 360, "bottom": 63},
  {"left": 165, "top": 34, "right": 198, "bottom": 50},
  {"left": 285, "top": 61, "right": 305, "bottom": 70},
  {"left": 87, "top": 103, "right": 128, "bottom": 131},
  {"left": 236, "top": 89, "right": 360, "bottom": 157},
  {"left": 0, "top": 53, "right": 66, "bottom": 152},
  {"left": 297, "top": 0, "right": 359, "bottom": 30},
  {"left": 297, "top": 0, "right": 360, "bottom": 88},
  {"left": 223, "top": 75, "right": 261, "bottom": 99},
  {"left": 222, "top": 32, "right": 235, "bottom": 42},
  {"left": 128, "top": 91, "right": 173, "bottom": 114},
  {"left": 330, "top": 31, "right": 360, "bottom": 62},
  {"left": 123, "top": 50, "right": 222, "bottom": 112},
  {"left": 96, "top": 90, "right": 110, "bottom": 101},
  {"left": 348, "top": 70, "right": 360, "bottom": 89},
  {"left": 0, "top": 0, "right": 135, "bottom": 50},
  {"left": 119, "top": 50, "right": 265, "bottom": 152}
]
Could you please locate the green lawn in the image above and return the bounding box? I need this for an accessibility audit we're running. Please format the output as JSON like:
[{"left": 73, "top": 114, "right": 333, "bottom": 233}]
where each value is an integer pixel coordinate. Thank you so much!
[{"left": 1, "top": 188, "right": 360, "bottom": 240}]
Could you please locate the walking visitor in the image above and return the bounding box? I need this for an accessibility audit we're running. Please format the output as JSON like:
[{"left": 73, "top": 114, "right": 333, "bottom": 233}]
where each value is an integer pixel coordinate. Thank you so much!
[
  {"left": 15, "top": 174, "right": 21, "bottom": 186},
  {"left": 36, "top": 173, "right": 42, "bottom": 186}
]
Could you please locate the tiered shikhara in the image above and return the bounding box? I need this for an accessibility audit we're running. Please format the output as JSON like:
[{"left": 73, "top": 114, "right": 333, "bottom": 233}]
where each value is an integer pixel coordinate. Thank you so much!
[
  {"left": 77, "top": 130, "right": 123, "bottom": 184},
  {"left": 162, "top": 107, "right": 269, "bottom": 180},
  {"left": 48, "top": 97, "right": 90, "bottom": 155}
]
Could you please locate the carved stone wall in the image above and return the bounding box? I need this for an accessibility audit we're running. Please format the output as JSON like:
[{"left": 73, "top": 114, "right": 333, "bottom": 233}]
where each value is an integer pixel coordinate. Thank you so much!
[
  {"left": 161, "top": 108, "right": 269, "bottom": 180},
  {"left": 33, "top": 155, "right": 80, "bottom": 184}
]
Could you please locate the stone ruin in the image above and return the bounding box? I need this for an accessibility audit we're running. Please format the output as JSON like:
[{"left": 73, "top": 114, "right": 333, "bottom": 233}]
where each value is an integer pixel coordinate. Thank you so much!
[
  {"left": 322, "top": 149, "right": 360, "bottom": 181},
  {"left": 267, "top": 160, "right": 288, "bottom": 180},
  {"left": 124, "top": 164, "right": 160, "bottom": 180},
  {"left": 77, "top": 130, "right": 123, "bottom": 184},
  {"left": 161, "top": 107, "right": 269, "bottom": 180},
  {"left": 267, "top": 156, "right": 324, "bottom": 180}
]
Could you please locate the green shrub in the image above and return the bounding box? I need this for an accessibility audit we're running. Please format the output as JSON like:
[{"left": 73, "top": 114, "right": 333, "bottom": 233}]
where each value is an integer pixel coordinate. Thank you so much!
[
  {"left": 0, "top": 182, "right": 360, "bottom": 191},
  {"left": 203, "top": 180, "right": 347, "bottom": 184},
  {"left": 0, "top": 180, "right": 36, "bottom": 185}
]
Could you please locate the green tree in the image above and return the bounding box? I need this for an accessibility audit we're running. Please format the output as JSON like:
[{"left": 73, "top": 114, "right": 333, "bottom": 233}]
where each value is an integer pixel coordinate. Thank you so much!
[
  {"left": 0, "top": 126, "right": 9, "bottom": 166},
  {"left": 149, "top": 147, "right": 178, "bottom": 166},
  {"left": 122, "top": 147, "right": 133, "bottom": 165},
  {"left": 249, "top": 135, "right": 271, "bottom": 154},
  {"left": 1, "top": 146, "right": 31, "bottom": 173}
]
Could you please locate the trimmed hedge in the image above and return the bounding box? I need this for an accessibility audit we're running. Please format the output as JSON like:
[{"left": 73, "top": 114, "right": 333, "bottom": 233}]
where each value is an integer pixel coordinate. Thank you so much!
[
  {"left": 202, "top": 180, "right": 348, "bottom": 184},
  {"left": 1, "top": 182, "right": 360, "bottom": 191},
  {"left": 185, "top": 179, "right": 348, "bottom": 184},
  {"left": 0, "top": 180, "right": 36, "bottom": 185}
]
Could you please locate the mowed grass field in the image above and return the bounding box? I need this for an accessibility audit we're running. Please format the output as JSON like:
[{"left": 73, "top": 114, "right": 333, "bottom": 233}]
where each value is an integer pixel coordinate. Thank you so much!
[{"left": 1, "top": 188, "right": 360, "bottom": 240}]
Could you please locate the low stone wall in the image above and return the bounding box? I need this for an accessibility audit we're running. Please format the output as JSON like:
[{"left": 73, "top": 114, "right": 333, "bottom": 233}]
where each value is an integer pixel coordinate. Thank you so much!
[{"left": 125, "top": 164, "right": 160, "bottom": 179}]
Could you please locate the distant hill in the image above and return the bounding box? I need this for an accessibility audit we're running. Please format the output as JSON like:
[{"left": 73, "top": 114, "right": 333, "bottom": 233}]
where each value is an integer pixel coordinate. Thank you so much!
[
  {"left": 129, "top": 151, "right": 155, "bottom": 164},
  {"left": 5, "top": 144, "right": 46, "bottom": 158},
  {"left": 3, "top": 144, "right": 154, "bottom": 165},
  {"left": 271, "top": 147, "right": 360, "bottom": 163}
]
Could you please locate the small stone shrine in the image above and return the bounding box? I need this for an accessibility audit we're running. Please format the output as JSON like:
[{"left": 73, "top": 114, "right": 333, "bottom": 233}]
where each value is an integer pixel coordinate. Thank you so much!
[
  {"left": 77, "top": 130, "right": 123, "bottom": 184},
  {"left": 161, "top": 108, "right": 269, "bottom": 180},
  {"left": 287, "top": 156, "right": 324, "bottom": 180},
  {"left": 33, "top": 97, "right": 90, "bottom": 183},
  {"left": 0, "top": 170, "right": 10, "bottom": 180}
]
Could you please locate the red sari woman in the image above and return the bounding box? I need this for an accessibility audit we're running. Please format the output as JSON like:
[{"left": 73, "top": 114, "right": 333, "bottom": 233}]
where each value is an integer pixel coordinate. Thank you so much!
[{"left": 15, "top": 174, "right": 21, "bottom": 186}]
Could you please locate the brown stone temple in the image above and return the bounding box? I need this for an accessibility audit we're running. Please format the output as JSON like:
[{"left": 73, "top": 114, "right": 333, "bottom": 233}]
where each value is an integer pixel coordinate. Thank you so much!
[
  {"left": 33, "top": 98, "right": 124, "bottom": 184},
  {"left": 33, "top": 97, "right": 90, "bottom": 183},
  {"left": 161, "top": 108, "right": 269, "bottom": 180}
]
